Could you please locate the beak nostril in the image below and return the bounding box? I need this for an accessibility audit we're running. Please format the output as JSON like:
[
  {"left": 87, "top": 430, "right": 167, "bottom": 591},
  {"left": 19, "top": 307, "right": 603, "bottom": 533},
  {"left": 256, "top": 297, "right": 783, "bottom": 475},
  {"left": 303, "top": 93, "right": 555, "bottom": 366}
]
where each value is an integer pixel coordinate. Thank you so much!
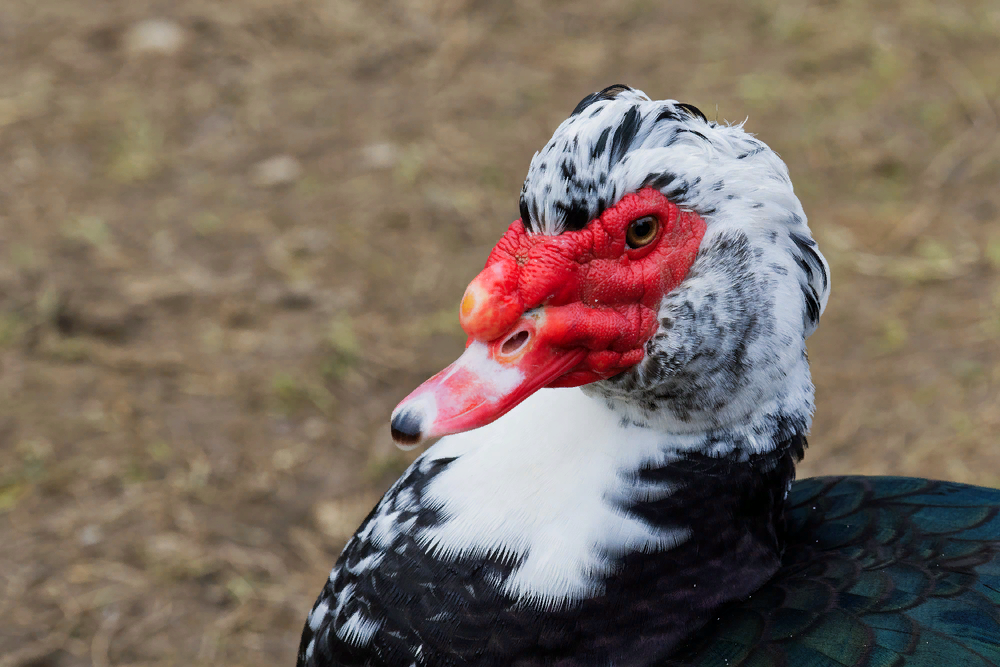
[{"left": 500, "top": 330, "right": 530, "bottom": 356}]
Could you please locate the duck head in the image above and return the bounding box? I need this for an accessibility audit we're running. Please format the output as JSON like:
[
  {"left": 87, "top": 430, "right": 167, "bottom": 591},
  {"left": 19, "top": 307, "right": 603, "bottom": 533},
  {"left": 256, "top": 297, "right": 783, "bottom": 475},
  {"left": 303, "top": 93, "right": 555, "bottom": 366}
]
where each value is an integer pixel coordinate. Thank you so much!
[{"left": 391, "top": 85, "right": 831, "bottom": 446}]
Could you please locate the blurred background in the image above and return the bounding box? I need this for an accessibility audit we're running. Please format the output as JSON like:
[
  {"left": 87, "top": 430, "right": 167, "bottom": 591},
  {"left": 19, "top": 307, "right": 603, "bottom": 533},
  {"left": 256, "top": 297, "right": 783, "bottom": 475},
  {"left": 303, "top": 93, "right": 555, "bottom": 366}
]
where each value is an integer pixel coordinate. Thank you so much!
[{"left": 0, "top": 0, "right": 998, "bottom": 664}]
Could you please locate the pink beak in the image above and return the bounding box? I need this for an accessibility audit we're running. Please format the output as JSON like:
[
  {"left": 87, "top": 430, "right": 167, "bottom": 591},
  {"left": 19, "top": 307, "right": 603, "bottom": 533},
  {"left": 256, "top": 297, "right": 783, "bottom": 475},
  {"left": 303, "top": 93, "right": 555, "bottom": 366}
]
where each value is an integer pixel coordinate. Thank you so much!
[{"left": 389, "top": 308, "right": 587, "bottom": 446}]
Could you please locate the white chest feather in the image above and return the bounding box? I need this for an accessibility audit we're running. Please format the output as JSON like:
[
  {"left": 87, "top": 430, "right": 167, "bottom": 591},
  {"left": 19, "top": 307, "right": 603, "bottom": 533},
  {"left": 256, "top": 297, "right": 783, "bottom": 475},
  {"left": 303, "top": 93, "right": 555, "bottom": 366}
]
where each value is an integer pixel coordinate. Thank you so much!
[{"left": 415, "top": 388, "right": 689, "bottom": 607}]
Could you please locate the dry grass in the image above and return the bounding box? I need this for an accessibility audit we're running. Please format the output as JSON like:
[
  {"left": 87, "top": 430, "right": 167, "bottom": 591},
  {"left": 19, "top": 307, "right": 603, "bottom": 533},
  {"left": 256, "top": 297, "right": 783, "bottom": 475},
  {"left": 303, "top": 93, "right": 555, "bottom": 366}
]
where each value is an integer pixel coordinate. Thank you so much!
[{"left": 0, "top": 0, "right": 998, "bottom": 664}]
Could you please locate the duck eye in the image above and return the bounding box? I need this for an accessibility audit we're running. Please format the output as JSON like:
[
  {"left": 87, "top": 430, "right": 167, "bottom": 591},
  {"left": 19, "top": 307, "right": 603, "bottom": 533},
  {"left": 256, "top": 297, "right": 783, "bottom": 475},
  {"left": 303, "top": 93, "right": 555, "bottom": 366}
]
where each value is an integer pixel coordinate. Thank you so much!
[{"left": 625, "top": 216, "right": 659, "bottom": 248}]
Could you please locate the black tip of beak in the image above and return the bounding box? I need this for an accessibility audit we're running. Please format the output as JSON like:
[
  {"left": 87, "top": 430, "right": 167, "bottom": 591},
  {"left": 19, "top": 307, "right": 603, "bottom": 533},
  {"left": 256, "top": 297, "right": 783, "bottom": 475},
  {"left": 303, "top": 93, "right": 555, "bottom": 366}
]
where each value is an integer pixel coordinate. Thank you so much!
[{"left": 390, "top": 409, "right": 423, "bottom": 446}]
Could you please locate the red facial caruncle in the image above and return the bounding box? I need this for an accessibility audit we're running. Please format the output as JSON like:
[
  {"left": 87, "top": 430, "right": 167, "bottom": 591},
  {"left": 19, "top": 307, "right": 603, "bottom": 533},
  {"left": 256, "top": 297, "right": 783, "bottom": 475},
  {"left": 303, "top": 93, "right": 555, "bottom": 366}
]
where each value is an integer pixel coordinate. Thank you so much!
[{"left": 391, "top": 187, "right": 707, "bottom": 446}]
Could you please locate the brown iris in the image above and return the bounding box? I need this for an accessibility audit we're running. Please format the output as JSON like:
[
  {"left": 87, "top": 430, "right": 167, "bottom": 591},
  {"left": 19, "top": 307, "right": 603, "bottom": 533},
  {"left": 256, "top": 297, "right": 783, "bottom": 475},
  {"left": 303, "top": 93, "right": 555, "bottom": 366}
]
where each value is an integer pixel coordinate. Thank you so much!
[{"left": 625, "top": 215, "right": 659, "bottom": 248}]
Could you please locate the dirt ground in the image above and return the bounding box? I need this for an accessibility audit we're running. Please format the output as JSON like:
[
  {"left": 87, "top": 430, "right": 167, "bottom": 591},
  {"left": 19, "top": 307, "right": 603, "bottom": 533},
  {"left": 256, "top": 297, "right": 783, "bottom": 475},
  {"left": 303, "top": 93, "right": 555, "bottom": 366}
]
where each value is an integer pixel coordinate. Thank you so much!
[{"left": 0, "top": 0, "right": 998, "bottom": 664}]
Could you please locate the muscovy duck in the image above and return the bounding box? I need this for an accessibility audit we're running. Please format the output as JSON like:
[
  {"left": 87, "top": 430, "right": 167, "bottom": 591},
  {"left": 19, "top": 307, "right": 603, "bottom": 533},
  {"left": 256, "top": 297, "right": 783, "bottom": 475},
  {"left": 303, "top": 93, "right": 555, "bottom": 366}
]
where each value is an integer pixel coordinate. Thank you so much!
[{"left": 298, "top": 85, "right": 1000, "bottom": 666}]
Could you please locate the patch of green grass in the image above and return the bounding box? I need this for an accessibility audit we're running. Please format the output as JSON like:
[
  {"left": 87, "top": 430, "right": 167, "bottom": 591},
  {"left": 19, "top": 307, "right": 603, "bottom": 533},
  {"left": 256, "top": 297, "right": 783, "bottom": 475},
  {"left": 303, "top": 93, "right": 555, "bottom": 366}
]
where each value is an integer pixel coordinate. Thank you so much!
[
  {"left": 479, "top": 164, "right": 507, "bottom": 191},
  {"left": 770, "top": 12, "right": 816, "bottom": 45},
  {"left": 322, "top": 315, "right": 360, "bottom": 380},
  {"left": 8, "top": 243, "right": 38, "bottom": 270},
  {"left": 272, "top": 371, "right": 335, "bottom": 415},
  {"left": 148, "top": 441, "right": 173, "bottom": 462},
  {"left": 36, "top": 286, "right": 61, "bottom": 325},
  {"left": 917, "top": 238, "right": 952, "bottom": 262},
  {"left": 879, "top": 317, "right": 909, "bottom": 353},
  {"left": 408, "top": 306, "right": 463, "bottom": 338},
  {"left": 295, "top": 174, "right": 323, "bottom": 197},
  {"left": 0, "top": 439, "right": 54, "bottom": 512},
  {"left": 393, "top": 146, "right": 424, "bottom": 186},
  {"left": 737, "top": 72, "right": 789, "bottom": 112},
  {"left": 107, "top": 108, "right": 164, "bottom": 183},
  {"left": 0, "top": 481, "right": 26, "bottom": 513},
  {"left": 272, "top": 371, "right": 306, "bottom": 413},
  {"left": 917, "top": 100, "right": 951, "bottom": 132},
  {"left": 42, "top": 337, "right": 91, "bottom": 363},
  {"left": 191, "top": 212, "right": 222, "bottom": 236},
  {"left": 0, "top": 312, "right": 26, "bottom": 348},
  {"left": 872, "top": 47, "right": 902, "bottom": 82},
  {"left": 62, "top": 215, "right": 111, "bottom": 249},
  {"left": 950, "top": 411, "right": 975, "bottom": 438},
  {"left": 878, "top": 240, "right": 958, "bottom": 284},
  {"left": 982, "top": 287, "right": 1000, "bottom": 339},
  {"left": 124, "top": 459, "right": 150, "bottom": 484},
  {"left": 226, "top": 575, "right": 255, "bottom": 604},
  {"left": 952, "top": 360, "right": 985, "bottom": 387},
  {"left": 913, "top": 384, "right": 938, "bottom": 406},
  {"left": 985, "top": 237, "right": 1000, "bottom": 270}
]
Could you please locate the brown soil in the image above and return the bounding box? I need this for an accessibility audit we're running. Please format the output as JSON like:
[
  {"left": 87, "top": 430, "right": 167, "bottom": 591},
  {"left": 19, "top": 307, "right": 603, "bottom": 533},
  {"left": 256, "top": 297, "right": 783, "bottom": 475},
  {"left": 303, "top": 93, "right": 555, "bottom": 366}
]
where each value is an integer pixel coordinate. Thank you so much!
[{"left": 1, "top": 1, "right": 998, "bottom": 665}]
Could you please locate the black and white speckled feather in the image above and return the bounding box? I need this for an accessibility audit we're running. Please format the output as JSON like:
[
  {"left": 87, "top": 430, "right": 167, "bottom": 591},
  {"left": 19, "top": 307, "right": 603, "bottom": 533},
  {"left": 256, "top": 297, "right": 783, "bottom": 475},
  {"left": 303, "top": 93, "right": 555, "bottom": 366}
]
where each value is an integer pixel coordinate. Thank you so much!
[{"left": 516, "top": 86, "right": 830, "bottom": 439}]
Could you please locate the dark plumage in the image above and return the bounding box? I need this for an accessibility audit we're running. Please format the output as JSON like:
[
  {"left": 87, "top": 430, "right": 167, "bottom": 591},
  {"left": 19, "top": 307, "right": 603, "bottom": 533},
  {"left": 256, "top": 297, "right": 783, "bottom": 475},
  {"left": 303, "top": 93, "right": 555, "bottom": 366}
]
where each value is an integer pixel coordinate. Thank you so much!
[{"left": 671, "top": 477, "right": 1000, "bottom": 666}]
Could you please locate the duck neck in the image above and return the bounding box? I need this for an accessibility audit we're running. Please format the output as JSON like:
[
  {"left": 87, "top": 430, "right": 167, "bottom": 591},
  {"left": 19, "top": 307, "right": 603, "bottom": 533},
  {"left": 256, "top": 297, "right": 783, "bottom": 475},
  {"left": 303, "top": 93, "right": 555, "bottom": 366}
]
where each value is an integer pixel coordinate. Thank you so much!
[{"left": 302, "top": 388, "right": 807, "bottom": 666}]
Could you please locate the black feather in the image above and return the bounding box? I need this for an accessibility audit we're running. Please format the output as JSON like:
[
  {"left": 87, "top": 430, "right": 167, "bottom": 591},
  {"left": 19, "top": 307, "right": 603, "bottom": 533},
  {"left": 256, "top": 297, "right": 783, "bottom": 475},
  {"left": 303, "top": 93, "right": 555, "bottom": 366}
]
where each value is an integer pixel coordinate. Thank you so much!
[
  {"left": 591, "top": 126, "right": 612, "bottom": 160},
  {"left": 655, "top": 107, "right": 682, "bottom": 124},
  {"left": 519, "top": 196, "right": 531, "bottom": 230},
  {"left": 555, "top": 201, "right": 591, "bottom": 231},
  {"left": 643, "top": 172, "right": 678, "bottom": 191},
  {"left": 676, "top": 103, "right": 707, "bottom": 122},
  {"left": 609, "top": 105, "right": 642, "bottom": 166},
  {"left": 790, "top": 231, "right": 828, "bottom": 290},
  {"left": 570, "top": 84, "right": 635, "bottom": 116}
]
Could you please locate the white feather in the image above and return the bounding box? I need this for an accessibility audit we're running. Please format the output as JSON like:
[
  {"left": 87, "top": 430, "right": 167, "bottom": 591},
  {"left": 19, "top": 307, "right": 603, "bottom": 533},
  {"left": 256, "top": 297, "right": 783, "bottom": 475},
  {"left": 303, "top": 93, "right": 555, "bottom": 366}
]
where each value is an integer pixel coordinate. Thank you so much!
[{"left": 415, "top": 388, "right": 690, "bottom": 606}]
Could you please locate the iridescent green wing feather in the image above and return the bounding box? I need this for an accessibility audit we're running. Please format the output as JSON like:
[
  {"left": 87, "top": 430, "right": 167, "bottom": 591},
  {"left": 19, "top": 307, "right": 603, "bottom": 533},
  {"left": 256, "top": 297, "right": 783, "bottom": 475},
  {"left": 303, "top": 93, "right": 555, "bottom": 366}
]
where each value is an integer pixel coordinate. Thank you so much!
[{"left": 668, "top": 476, "right": 1000, "bottom": 667}]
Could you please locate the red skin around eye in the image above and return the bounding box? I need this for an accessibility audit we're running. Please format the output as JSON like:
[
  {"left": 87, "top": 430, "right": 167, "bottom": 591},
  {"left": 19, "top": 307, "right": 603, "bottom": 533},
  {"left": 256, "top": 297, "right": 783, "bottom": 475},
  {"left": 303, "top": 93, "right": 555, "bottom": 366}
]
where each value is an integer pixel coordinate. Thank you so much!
[
  {"left": 391, "top": 187, "right": 707, "bottom": 444},
  {"left": 462, "top": 187, "right": 706, "bottom": 381}
]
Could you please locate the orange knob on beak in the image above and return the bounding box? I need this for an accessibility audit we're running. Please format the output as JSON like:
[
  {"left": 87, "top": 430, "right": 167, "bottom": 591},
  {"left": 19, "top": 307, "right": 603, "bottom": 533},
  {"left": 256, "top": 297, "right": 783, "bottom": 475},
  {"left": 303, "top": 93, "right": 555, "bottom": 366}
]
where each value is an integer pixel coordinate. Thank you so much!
[{"left": 458, "top": 262, "right": 522, "bottom": 342}]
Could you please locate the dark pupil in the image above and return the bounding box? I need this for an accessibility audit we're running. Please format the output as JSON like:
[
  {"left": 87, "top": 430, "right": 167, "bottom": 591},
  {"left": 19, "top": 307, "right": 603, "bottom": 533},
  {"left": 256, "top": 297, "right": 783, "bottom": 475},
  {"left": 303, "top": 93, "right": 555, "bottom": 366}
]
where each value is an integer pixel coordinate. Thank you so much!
[{"left": 632, "top": 220, "right": 650, "bottom": 237}]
